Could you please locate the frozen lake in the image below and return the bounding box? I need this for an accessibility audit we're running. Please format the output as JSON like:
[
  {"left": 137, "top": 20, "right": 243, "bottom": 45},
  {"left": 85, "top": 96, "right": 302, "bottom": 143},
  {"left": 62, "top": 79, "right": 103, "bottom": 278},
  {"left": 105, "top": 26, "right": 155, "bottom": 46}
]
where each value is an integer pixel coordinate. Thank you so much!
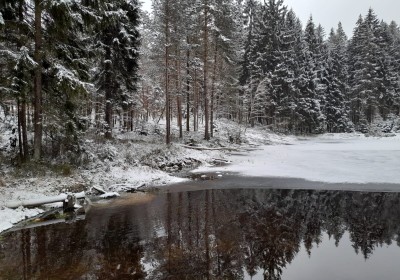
[{"left": 196, "top": 134, "right": 400, "bottom": 186}]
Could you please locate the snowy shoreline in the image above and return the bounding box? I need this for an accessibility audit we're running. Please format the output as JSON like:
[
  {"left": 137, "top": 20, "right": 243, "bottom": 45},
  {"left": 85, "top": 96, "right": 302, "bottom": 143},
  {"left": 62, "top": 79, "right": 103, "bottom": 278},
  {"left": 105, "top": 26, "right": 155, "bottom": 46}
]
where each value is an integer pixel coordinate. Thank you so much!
[
  {"left": 0, "top": 145, "right": 220, "bottom": 234},
  {"left": 1, "top": 130, "right": 399, "bottom": 233},
  {"left": 0, "top": 122, "right": 291, "bottom": 233}
]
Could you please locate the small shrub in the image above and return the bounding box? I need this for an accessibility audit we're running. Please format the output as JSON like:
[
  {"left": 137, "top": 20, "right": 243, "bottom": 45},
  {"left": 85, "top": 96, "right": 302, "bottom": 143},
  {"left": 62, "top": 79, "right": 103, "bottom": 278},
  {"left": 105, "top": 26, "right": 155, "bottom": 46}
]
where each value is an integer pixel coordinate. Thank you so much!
[
  {"left": 61, "top": 164, "right": 72, "bottom": 176},
  {"left": 51, "top": 163, "right": 73, "bottom": 176},
  {"left": 14, "top": 162, "right": 47, "bottom": 177},
  {"left": 124, "top": 151, "right": 137, "bottom": 165}
]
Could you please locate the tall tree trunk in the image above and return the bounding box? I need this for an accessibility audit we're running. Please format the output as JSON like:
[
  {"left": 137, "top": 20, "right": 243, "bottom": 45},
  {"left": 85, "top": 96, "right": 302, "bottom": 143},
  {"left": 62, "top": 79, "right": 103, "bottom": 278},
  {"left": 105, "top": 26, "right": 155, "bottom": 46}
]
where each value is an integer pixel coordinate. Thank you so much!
[
  {"left": 203, "top": 0, "right": 210, "bottom": 140},
  {"left": 18, "top": 100, "right": 23, "bottom": 160},
  {"left": 104, "top": 46, "right": 113, "bottom": 139},
  {"left": 165, "top": 0, "right": 171, "bottom": 144},
  {"left": 130, "top": 109, "right": 134, "bottom": 131},
  {"left": 33, "top": 0, "right": 43, "bottom": 160},
  {"left": 86, "top": 94, "right": 91, "bottom": 130},
  {"left": 194, "top": 68, "right": 198, "bottom": 131},
  {"left": 95, "top": 96, "right": 100, "bottom": 129},
  {"left": 177, "top": 94, "right": 183, "bottom": 138},
  {"left": 210, "top": 43, "right": 217, "bottom": 138},
  {"left": 186, "top": 37, "right": 191, "bottom": 132},
  {"left": 17, "top": 2, "right": 29, "bottom": 162},
  {"left": 249, "top": 89, "right": 255, "bottom": 127},
  {"left": 21, "top": 102, "right": 29, "bottom": 161},
  {"left": 176, "top": 46, "right": 183, "bottom": 139}
]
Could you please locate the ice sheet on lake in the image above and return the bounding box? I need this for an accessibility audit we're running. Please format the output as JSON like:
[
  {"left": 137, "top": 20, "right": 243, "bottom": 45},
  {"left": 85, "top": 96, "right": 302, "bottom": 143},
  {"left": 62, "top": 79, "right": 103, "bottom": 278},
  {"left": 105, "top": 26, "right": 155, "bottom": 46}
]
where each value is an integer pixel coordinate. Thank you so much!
[{"left": 196, "top": 134, "right": 400, "bottom": 185}]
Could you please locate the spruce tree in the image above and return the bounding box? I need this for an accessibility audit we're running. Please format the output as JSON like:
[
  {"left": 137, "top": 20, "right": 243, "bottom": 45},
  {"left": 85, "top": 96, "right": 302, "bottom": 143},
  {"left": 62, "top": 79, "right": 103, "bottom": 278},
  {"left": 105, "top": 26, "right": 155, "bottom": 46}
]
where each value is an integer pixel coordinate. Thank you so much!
[
  {"left": 388, "top": 21, "right": 400, "bottom": 115},
  {"left": 239, "top": 0, "right": 262, "bottom": 126},
  {"left": 42, "top": 1, "right": 94, "bottom": 155},
  {"left": 376, "top": 21, "right": 400, "bottom": 119},
  {"left": 348, "top": 9, "right": 382, "bottom": 129},
  {"left": 325, "top": 23, "right": 352, "bottom": 132},
  {"left": 249, "top": 0, "right": 286, "bottom": 125},
  {"left": 93, "top": 0, "right": 140, "bottom": 139},
  {"left": 0, "top": 0, "right": 31, "bottom": 161},
  {"left": 295, "top": 16, "right": 324, "bottom": 133},
  {"left": 269, "top": 9, "right": 303, "bottom": 131}
]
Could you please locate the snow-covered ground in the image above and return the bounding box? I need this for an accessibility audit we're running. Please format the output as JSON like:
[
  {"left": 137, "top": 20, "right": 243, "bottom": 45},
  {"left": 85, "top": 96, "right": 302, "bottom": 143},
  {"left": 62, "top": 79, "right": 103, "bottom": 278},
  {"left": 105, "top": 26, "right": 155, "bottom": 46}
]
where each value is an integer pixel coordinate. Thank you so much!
[
  {"left": 0, "top": 120, "right": 231, "bottom": 233},
  {"left": 195, "top": 133, "right": 400, "bottom": 185},
  {"left": 2, "top": 119, "right": 399, "bottom": 234},
  {"left": 0, "top": 165, "right": 186, "bottom": 233}
]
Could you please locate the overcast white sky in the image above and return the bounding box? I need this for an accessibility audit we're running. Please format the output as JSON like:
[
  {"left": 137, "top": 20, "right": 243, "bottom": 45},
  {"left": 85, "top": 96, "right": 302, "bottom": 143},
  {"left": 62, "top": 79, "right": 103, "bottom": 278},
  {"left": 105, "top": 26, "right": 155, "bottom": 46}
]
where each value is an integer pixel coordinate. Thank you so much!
[{"left": 140, "top": 0, "right": 400, "bottom": 37}]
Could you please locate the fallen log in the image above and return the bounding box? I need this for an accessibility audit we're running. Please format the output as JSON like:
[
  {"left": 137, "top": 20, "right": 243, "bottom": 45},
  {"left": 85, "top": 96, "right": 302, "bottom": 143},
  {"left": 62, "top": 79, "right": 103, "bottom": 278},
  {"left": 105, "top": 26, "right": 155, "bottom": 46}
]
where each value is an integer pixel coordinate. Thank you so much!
[
  {"left": 5, "top": 192, "right": 85, "bottom": 209},
  {"left": 92, "top": 186, "right": 107, "bottom": 194},
  {"left": 212, "top": 158, "right": 230, "bottom": 163},
  {"left": 91, "top": 186, "right": 121, "bottom": 198},
  {"left": 108, "top": 183, "right": 147, "bottom": 193},
  {"left": 181, "top": 145, "right": 239, "bottom": 152}
]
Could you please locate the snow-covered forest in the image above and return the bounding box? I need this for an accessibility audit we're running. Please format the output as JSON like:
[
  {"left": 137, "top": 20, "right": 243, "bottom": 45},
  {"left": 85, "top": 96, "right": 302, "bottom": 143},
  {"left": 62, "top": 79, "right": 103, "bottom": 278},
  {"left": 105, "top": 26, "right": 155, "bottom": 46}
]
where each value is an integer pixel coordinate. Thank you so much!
[
  {"left": 137, "top": 0, "right": 400, "bottom": 138},
  {"left": 1, "top": 0, "right": 400, "bottom": 164},
  {"left": 2, "top": 1, "right": 400, "bottom": 276}
]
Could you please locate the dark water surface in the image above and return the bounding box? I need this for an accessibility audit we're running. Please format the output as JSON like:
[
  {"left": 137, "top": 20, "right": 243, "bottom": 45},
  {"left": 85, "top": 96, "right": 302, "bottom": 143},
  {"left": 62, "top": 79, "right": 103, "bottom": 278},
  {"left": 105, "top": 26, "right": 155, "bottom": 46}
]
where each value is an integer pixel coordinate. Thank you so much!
[{"left": 2, "top": 184, "right": 400, "bottom": 280}]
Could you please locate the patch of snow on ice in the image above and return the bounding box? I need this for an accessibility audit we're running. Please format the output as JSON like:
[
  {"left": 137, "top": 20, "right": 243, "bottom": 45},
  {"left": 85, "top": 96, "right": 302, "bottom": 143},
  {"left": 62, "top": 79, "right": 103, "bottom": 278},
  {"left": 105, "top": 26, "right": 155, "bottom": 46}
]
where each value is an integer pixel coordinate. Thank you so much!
[{"left": 0, "top": 207, "right": 43, "bottom": 233}]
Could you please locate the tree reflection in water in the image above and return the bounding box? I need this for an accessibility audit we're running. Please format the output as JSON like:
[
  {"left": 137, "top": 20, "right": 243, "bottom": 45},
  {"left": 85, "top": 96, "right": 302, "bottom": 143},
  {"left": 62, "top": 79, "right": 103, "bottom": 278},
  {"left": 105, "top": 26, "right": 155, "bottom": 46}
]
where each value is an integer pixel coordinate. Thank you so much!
[{"left": 1, "top": 188, "right": 400, "bottom": 280}]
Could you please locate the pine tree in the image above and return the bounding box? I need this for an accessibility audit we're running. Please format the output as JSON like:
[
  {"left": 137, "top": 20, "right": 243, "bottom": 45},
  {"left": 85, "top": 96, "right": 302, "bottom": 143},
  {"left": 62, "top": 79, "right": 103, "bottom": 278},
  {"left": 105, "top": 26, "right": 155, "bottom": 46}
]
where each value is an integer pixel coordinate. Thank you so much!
[
  {"left": 376, "top": 21, "right": 400, "bottom": 119},
  {"left": 348, "top": 9, "right": 382, "bottom": 129},
  {"left": 93, "top": 0, "right": 140, "bottom": 139},
  {"left": 295, "top": 16, "right": 324, "bottom": 133},
  {"left": 248, "top": 0, "right": 287, "bottom": 125},
  {"left": 209, "top": 0, "right": 239, "bottom": 135},
  {"left": 202, "top": 0, "right": 210, "bottom": 140},
  {"left": 42, "top": 1, "right": 94, "bottom": 155},
  {"left": 388, "top": 21, "right": 400, "bottom": 115},
  {"left": 138, "top": 11, "right": 165, "bottom": 125},
  {"left": 325, "top": 23, "right": 352, "bottom": 132},
  {"left": 269, "top": 9, "right": 302, "bottom": 131},
  {"left": 152, "top": 0, "right": 183, "bottom": 143},
  {"left": 239, "top": 0, "right": 262, "bottom": 126},
  {"left": 0, "top": 0, "right": 31, "bottom": 161},
  {"left": 255, "top": 0, "right": 287, "bottom": 74}
]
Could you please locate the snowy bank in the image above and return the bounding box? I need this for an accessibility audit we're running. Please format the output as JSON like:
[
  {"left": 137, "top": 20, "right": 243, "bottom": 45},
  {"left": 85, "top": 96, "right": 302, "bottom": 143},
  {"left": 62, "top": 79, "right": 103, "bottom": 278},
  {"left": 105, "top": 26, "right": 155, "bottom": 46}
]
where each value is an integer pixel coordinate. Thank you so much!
[
  {"left": 0, "top": 207, "right": 44, "bottom": 233},
  {"left": 0, "top": 127, "right": 229, "bottom": 233}
]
